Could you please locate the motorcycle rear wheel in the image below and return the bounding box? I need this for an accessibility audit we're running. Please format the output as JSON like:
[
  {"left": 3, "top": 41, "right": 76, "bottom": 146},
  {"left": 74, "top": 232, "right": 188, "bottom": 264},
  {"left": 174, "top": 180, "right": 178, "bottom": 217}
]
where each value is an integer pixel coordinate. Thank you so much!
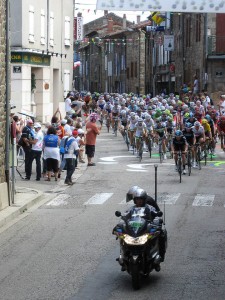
[{"left": 131, "top": 264, "right": 141, "bottom": 290}]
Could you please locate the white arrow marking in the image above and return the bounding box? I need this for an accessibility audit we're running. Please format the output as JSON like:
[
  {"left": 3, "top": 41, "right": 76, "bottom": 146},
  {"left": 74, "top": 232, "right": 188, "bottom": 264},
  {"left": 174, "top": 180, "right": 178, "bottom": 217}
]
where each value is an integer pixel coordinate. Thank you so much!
[
  {"left": 192, "top": 194, "right": 215, "bottom": 206},
  {"left": 47, "top": 194, "right": 70, "bottom": 206},
  {"left": 100, "top": 156, "right": 133, "bottom": 162},
  {"left": 126, "top": 169, "right": 148, "bottom": 172},
  {"left": 84, "top": 193, "right": 113, "bottom": 205}
]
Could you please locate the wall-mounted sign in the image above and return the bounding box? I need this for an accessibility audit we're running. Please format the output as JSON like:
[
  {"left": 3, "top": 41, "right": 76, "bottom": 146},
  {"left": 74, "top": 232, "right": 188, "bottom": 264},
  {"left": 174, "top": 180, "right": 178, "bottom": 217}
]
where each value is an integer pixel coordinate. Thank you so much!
[
  {"left": 77, "top": 16, "right": 83, "bottom": 41},
  {"left": 11, "top": 52, "right": 50, "bottom": 66},
  {"left": 96, "top": 0, "right": 225, "bottom": 13},
  {"left": 13, "top": 66, "right": 22, "bottom": 73},
  {"left": 164, "top": 35, "right": 174, "bottom": 51}
]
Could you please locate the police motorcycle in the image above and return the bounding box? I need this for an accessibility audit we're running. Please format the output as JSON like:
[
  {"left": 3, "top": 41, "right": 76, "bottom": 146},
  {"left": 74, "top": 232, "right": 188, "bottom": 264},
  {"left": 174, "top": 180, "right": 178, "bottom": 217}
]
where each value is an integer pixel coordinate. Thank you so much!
[{"left": 112, "top": 187, "right": 167, "bottom": 290}]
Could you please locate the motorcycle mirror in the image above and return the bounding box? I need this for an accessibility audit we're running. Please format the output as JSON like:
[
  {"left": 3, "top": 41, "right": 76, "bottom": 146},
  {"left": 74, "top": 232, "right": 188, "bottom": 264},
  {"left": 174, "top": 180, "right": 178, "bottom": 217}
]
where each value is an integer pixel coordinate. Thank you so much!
[{"left": 115, "top": 211, "right": 122, "bottom": 217}]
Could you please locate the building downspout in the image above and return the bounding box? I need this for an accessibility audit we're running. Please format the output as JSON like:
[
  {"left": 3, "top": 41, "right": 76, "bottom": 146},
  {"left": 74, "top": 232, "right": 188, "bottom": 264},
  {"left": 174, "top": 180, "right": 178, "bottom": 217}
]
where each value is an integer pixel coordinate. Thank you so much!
[{"left": 5, "top": 0, "right": 11, "bottom": 206}]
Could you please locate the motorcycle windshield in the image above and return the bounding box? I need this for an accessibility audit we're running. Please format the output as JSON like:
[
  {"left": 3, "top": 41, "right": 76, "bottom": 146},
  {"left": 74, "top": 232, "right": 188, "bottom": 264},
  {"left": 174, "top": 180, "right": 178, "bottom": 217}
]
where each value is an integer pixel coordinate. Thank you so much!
[{"left": 127, "top": 207, "right": 146, "bottom": 235}]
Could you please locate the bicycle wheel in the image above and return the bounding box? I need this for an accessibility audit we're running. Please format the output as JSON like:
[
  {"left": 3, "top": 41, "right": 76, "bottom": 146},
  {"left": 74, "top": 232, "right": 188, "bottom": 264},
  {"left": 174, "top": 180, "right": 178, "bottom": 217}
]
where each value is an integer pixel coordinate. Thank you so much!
[
  {"left": 125, "top": 132, "right": 130, "bottom": 151},
  {"left": 178, "top": 157, "right": 182, "bottom": 183},
  {"left": 159, "top": 147, "right": 163, "bottom": 163},
  {"left": 17, "top": 146, "right": 25, "bottom": 167},
  {"left": 204, "top": 149, "right": 207, "bottom": 166},
  {"left": 148, "top": 138, "right": 152, "bottom": 158},
  {"left": 197, "top": 148, "right": 201, "bottom": 170},
  {"left": 187, "top": 153, "right": 192, "bottom": 176},
  {"left": 139, "top": 140, "right": 143, "bottom": 162},
  {"left": 114, "top": 121, "right": 118, "bottom": 137}
]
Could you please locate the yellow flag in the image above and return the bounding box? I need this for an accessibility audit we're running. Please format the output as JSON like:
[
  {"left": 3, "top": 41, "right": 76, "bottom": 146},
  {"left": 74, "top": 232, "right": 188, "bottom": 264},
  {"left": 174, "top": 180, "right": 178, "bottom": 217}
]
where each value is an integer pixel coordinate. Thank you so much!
[{"left": 151, "top": 12, "right": 164, "bottom": 25}]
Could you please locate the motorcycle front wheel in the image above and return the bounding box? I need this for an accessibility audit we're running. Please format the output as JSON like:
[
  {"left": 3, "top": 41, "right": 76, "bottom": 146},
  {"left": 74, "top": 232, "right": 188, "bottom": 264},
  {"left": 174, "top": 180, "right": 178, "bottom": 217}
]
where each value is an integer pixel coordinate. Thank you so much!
[{"left": 131, "top": 263, "right": 141, "bottom": 290}]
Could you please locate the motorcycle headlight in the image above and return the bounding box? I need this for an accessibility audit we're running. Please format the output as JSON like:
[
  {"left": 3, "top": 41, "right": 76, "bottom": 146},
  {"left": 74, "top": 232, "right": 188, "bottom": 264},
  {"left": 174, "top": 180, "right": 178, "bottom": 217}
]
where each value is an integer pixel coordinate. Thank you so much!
[{"left": 124, "top": 234, "right": 149, "bottom": 245}]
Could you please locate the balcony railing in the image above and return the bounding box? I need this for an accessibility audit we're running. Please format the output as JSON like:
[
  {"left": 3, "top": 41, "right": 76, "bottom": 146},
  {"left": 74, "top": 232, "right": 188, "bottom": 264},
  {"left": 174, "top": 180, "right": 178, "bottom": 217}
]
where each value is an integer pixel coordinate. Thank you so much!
[{"left": 208, "top": 35, "right": 225, "bottom": 55}]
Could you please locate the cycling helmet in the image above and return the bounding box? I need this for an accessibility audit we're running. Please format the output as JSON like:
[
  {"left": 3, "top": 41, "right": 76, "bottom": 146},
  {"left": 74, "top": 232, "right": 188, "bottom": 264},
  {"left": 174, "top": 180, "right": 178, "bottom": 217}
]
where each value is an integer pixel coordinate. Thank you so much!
[
  {"left": 145, "top": 115, "right": 151, "bottom": 121},
  {"left": 184, "top": 112, "right": 190, "bottom": 118},
  {"left": 175, "top": 130, "right": 183, "bottom": 137},
  {"left": 201, "top": 119, "right": 208, "bottom": 125},
  {"left": 130, "top": 112, "right": 135, "bottom": 117},
  {"left": 138, "top": 118, "right": 143, "bottom": 123},
  {"left": 156, "top": 117, "right": 162, "bottom": 123},
  {"left": 161, "top": 106, "right": 166, "bottom": 111},
  {"left": 130, "top": 99, "right": 135, "bottom": 104},
  {"left": 185, "top": 122, "right": 192, "bottom": 129},
  {"left": 77, "top": 129, "right": 84, "bottom": 135},
  {"left": 114, "top": 99, "right": 119, "bottom": 105},
  {"left": 189, "top": 112, "right": 194, "bottom": 118},
  {"left": 205, "top": 114, "right": 211, "bottom": 121},
  {"left": 194, "top": 121, "right": 201, "bottom": 127}
]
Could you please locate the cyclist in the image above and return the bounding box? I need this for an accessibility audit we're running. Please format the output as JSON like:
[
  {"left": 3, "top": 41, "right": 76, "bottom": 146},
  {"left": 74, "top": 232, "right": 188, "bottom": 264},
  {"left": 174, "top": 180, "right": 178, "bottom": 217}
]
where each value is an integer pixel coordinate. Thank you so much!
[
  {"left": 201, "top": 119, "right": 212, "bottom": 146},
  {"left": 154, "top": 118, "right": 167, "bottom": 160},
  {"left": 128, "top": 112, "right": 138, "bottom": 150},
  {"left": 182, "top": 122, "right": 196, "bottom": 164},
  {"left": 144, "top": 114, "right": 154, "bottom": 152},
  {"left": 134, "top": 118, "right": 147, "bottom": 158},
  {"left": 119, "top": 109, "right": 129, "bottom": 137},
  {"left": 192, "top": 121, "right": 205, "bottom": 167},
  {"left": 204, "top": 114, "right": 216, "bottom": 153},
  {"left": 171, "top": 130, "right": 188, "bottom": 174},
  {"left": 128, "top": 99, "right": 137, "bottom": 112},
  {"left": 111, "top": 98, "right": 121, "bottom": 134},
  {"left": 217, "top": 115, "right": 225, "bottom": 151}
]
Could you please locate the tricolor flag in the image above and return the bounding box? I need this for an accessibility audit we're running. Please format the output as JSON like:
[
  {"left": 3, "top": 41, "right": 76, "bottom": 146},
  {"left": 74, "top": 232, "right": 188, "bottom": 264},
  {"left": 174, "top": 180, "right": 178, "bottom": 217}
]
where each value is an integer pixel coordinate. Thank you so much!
[{"left": 73, "top": 61, "right": 81, "bottom": 69}]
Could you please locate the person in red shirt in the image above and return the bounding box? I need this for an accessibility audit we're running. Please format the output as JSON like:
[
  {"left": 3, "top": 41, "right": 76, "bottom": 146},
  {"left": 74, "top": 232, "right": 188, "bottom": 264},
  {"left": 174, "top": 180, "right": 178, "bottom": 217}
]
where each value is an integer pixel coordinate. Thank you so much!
[{"left": 85, "top": 113, "right": 102, "bottom": 166}]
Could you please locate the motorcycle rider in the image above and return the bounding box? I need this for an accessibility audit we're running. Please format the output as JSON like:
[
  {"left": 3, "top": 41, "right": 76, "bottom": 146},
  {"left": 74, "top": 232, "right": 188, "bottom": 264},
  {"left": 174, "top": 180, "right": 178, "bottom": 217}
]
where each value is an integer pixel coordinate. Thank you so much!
[{"left": 114, "top": 186, "right": 167, "bottom": 271}]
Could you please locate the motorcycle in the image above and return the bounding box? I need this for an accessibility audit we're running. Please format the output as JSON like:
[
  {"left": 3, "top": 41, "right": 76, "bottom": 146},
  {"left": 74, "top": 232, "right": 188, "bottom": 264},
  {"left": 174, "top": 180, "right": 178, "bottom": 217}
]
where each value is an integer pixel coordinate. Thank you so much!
[{"left": 113, "top": 207, "right": 167, "bottom": 290}]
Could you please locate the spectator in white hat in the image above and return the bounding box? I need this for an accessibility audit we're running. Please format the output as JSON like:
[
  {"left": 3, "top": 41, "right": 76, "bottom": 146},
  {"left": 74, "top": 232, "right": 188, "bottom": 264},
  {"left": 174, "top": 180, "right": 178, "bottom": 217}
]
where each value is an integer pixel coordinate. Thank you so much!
[{"left": 27, "top": 123, "right": 44, "bottom": 181}]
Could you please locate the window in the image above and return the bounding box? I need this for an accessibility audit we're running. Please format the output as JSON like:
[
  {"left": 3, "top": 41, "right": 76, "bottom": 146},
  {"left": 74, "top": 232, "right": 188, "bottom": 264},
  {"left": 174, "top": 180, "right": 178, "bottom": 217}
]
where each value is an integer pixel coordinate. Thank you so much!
[
  {"left": 64, "top": 70, "right": 70, "bottom": 98},
  {"left": 126, "top": 67, "right": 129, "bottom": 79},
  {"left": 196, "top": 14, "right": 201, "bottom": 42},
  {"left": 131, "top": 62, "right": 134, "bottom": 78},
  {"left": 40, "top": 9, "right": 45, "bottom": 45},
  {"left": 186, "top": 18, "right": 191, "bottom": 47},
  {"left": 29, "top": 5, "right": 34, "bottom": 43},
  {"left": 64, "top": 16, "right": 71, "bottom": 46},
  {"left": 49, "top": 12, "right": 54, "bottom": 47},
  {"left": 135, "top": 62, "right": 137, "bottom": 78}
]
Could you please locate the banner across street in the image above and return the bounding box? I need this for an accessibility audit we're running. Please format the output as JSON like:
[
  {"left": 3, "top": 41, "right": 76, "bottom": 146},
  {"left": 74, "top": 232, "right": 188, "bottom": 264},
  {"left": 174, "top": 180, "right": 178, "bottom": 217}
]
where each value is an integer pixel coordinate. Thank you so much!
[{"left": 96, "top": 0, "right": 225, "bottom": 13}]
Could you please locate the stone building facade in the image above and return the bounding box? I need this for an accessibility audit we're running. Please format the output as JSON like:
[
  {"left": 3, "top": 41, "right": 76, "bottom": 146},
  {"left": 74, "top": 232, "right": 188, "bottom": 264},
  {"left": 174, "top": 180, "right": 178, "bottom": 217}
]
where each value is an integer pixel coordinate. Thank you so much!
[{"left": 0, "top": 0, "right": 8, "bottom": 210}]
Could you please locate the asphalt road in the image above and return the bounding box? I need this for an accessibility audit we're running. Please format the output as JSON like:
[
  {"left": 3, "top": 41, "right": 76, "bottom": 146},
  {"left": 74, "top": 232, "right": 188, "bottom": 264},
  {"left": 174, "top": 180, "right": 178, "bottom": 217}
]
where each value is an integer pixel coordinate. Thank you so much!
[{"left": 0, "top": 126, "right": 225, "bottom": 300}]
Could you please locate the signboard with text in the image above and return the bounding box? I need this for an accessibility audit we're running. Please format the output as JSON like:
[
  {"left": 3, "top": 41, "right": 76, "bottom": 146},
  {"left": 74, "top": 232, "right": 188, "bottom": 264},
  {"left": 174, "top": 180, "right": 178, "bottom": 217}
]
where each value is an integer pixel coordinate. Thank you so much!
[
  {"left": 11, "top": 52, "right": 50, "bottom": 66},
  {"left": 164, "top": 35, "right": 174, "bottom": 51},
  {"left": 96, "top": 0, "right": 225, "bottom": 13}
]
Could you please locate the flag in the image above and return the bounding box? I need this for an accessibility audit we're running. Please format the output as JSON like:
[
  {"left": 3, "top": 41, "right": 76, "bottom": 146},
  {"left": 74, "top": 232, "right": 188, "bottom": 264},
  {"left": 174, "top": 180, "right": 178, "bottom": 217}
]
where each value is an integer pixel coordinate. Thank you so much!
[{"left": 73, "top": 61, "right": 81, "bottom": 69}]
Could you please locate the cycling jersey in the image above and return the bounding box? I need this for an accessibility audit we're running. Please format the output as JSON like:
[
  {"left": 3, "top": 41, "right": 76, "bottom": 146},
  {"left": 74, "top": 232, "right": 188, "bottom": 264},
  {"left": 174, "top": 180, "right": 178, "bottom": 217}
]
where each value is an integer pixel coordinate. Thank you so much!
[
  {"left": 154, "top": 124, "right": 166, "bottom": 138},
  {"left": 192, "top": 125, "right": 204, "bottom": 137},
  {"left": 135, "top": 122, "right": 146, "bottom": 137},
  {"left": 182, "top": 129, "right": 194, "bottom": 145}
]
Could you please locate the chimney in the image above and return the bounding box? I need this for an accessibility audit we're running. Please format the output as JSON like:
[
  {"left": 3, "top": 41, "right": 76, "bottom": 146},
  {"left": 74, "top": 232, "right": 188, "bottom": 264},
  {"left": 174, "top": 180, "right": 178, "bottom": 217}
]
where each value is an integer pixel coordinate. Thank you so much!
[
  {"left": 137, "top": 15, "right": 141, "bottom": 24},
  {"left": 108, "top": 18, "right": 113, "bottom": 33},
  {"left": 123, "top": 14, "right": 126, "bottom": 29},
  {"left": 104, "top": 10, "right": 108, "bottom": 16}
]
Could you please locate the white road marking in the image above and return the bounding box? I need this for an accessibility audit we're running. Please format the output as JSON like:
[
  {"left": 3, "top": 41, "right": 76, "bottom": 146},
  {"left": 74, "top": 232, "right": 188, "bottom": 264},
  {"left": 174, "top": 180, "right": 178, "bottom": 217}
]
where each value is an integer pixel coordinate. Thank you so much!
[
  {"left": 46, "top": 194, "right": 70, "bottom": 206},
  {"left": 158, "top": 193, "right": 181, "bottom": 205},
  {"left": 192, "top": 194, "right": 215, "bottom": 206},
  {"left": 126, "top": 169, "right": 148, "bottom": 172},
  {"left": 98, "top": 162, "right": 118, "bottom": 165},
  {"left": 84, "top": 193, "right": 113, "bottom": 205},
  {"left": 100, "top": 156, "right": 132, "bottom": 162}
]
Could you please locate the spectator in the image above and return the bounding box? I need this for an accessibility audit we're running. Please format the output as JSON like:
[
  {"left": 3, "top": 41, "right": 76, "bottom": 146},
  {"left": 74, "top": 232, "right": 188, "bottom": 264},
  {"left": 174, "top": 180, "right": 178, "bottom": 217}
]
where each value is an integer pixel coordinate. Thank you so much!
[
  {"left": 57, "top": 119, "right": 67, "bottom": 139},
  {"left": 193, "top": 75, "right": 199, "bottom": 95},
  {"left": 64, "top": 118, "right": 74, "bottom": 136},
  {"left": 13, "top": 115, "right": 23, "bottom": 144},
  {"left": 43, "top": 126, "right": 60, "bottom": 181},
  {"left": 77, "top": 128, "right": 86, "bottom": 163},
  {"left": 65, "top": 92, "right": 74, "bottom": 116},
  {"left": 28, "top": 123, "right": 44, "bottom": 181},
  {"left": 85, "top": 113, "right": 102, "bottom": 166},
  {"left": 20, "top": 119, "right": 35, "bottom": 180},
  {"left": 64, "top": 129, "right": 79, "bottom": 185}
]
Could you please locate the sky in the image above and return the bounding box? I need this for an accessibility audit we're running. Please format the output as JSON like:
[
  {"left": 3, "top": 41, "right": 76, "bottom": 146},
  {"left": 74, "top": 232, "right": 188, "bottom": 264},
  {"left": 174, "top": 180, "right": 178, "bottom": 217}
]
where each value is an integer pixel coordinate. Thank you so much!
[{"left": 75, "top": 0, "right": 150, "bottom": 24}]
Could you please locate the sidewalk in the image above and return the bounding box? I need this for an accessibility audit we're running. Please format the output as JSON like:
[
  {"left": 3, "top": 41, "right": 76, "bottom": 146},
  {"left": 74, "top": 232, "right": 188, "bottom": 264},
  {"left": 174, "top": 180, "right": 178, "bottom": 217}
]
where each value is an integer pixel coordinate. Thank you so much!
[{"left": 0, "top": 162, "right": 87, "bottom": 230}]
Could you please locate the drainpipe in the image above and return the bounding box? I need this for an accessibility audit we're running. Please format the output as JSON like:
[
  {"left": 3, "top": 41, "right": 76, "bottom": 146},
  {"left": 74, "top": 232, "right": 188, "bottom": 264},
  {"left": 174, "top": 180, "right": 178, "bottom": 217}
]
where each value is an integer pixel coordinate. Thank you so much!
[{"left": 5, "top": 0, "right": 11, "bottom": 205}]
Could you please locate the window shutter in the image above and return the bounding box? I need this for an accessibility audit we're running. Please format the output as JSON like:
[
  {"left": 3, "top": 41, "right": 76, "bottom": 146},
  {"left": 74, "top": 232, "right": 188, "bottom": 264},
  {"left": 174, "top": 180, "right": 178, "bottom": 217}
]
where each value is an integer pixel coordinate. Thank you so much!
[
  {"left": 64, "top": 70, "right": 70, "bottom": 97},
  {"left": 64, "top": 16, "right": 71, "bottom": 46},
  {"left": 29, "top": 5, "right": 35, "bottom": 43},
  {"left": 40, "top": 9, "right": 45, "bottom": 45},
  {"left": 49, "top": 11, "right": 54, "bottom": 47}
]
